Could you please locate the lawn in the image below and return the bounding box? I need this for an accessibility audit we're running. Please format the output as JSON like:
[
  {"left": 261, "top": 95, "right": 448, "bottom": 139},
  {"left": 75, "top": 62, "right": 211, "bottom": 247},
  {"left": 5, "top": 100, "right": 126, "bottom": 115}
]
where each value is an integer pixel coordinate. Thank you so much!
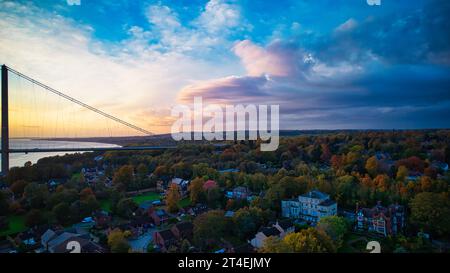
[
  {"left": 132, "top": 192, "right": 162, "bottom": 205},
  {"left": 100, "top": 199, "right": 112, "bottom": 212},
  {"left": 178, "top": 197, "right": 191, "bottom": 208},
  {"left": 0, "top": 215, "right": 27, "bottom": 237}
]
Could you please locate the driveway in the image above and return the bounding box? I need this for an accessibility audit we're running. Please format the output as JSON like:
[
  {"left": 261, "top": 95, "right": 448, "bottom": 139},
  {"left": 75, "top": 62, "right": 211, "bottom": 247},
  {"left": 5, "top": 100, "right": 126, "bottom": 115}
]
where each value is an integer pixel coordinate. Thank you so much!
[{"left": 128, "top": 229, "right": 156, "bottom": 253}]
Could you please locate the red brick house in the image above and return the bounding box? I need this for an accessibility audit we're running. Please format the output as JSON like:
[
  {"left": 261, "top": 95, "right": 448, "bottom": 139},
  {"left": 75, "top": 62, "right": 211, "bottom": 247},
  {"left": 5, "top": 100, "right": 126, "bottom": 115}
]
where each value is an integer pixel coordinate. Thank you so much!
[
  {"left": 153, "top": 229, "right": 177, "bottom": 251},
  {"left": 171, "top": 222, "right": 194, "bottom": 241}
]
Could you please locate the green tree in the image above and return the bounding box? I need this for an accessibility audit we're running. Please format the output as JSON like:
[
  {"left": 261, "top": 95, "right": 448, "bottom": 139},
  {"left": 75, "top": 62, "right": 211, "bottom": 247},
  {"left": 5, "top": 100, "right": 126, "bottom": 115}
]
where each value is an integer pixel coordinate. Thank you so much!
[
  {"left": 0, "top": 191, "right": 9, "bottom": 215},
  {"left": 232, "top": 207, "right": 265, "bottom": 240},
  {"left": 52, "top": 202, "right": 71, "bottom": 225},
  {"left": 193, "top": 210, "right": 227, "bottom": 250},
  {"left": 316, "top": 216, "right": 348, "bottom": 249},
  {"left": 410, "top": 192, "right": 450, "bottom": 237},
  {"left": 23, "top": 183, "right": 49, "bottom": 209},
  {"left": 206, "top": 187, "right": 222, "bottom": 209},
  {"left": 116, "top": 198, "right": 138, "bottom": 219}
]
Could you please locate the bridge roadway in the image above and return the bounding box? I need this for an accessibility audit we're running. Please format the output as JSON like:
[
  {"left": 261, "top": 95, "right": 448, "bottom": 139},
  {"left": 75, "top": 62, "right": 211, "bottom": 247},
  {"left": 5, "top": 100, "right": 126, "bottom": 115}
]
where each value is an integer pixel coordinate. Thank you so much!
[{"left": 3, "top": 143, "right": 229, "bottom": 153}]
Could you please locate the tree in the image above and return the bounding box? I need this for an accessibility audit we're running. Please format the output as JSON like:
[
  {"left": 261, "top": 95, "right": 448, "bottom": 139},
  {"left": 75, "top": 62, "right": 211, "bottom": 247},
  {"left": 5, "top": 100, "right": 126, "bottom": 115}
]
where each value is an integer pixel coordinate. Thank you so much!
[
  {"left": 419, "top": 176, "right": 432, "bottom": 192},
  {"left": 136, "top": 163, "right": 149, "bottom": 189},
  {"left": 188, "top": 177, "right": 205, "bottom": 204},
  {"left": 0, "top": 191, "right": 9, "bottom": 215},
  {"left": 9, "top": 180, "right": 28, "bottom": 197},
  {"left": 116, "top": 198, "right": 138, "bottom": 219},
  {"left": 81, "top": 195, "right": 100, "bottom": 216},
  {"left": 206, "top": 187, "right": 222, "bottom": 209},
  {"left": 260, "top": 236, "right": 291, "bottom": 253},
  {"left": 52, "top": 202, "right": 71, "bottom": 225},
  {"left": 283, "top": 228, "right": 336, "bottom": 253},
  {"left": 80, "top": 187, "right": 95, "bottom": 201},
  {"left": 396, "top": 165, "right": 408, "bottom": 181},
  {"left": 23, "top": 183, "right": 49, "bottom": 209},
  {"left": 180, "top": 239, "right": 192, "bottom": 253},
  {"left": 166, "top": 183, "right": 181, "bottom": 213},
  {"left": 232, "top": 207, "right": 265, "bottom": 240},
  {"left": 193, "top": 210, "right": 227, "bottom": 250},
  {"left": 410, "top": 192, "right": 450, "bottom": 237},
  {"left": 365, "top": 156, "right": 379, "bottom": 177},
  {"left": 25, "top": 209, "right": 45, "bottom": 227},
  {"left": 108, "top": 229, "right": 130, "bottom": 253},
  {"left": 316, "top": 216, "right": 348, "bottom": 249},
  {"left": 112, "top": 165, "right": 134, "bottom": 191}
]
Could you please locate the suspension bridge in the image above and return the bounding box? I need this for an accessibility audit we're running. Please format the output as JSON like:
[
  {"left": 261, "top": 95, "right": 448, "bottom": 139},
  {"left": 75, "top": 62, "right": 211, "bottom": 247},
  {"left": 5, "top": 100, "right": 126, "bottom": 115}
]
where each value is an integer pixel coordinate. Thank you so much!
[{"left": 1, "top": 64, "right": 177, "bottom": 175}]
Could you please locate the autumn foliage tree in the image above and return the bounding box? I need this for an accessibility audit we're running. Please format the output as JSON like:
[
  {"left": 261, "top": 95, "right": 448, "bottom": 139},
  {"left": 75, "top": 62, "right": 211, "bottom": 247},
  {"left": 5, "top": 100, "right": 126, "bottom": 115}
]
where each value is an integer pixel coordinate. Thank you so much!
[
  {"left": 112, "top": 165, "right": 134, "bottom": 191},
  {"left": 188, "top": 177, "right": 205, "bottom": 204},
  {"left": 108, "top": 228, "right": 130, "bottom": 253},
  {"left": 166, "top": 183, "right": 181, "bottom": 213}
]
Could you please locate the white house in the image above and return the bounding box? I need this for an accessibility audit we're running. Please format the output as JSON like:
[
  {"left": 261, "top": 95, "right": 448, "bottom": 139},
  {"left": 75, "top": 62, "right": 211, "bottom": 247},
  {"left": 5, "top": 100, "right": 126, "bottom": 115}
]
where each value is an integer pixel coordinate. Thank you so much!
[{"left": 281, "top": 190, "right": 337, "bottom": 224}]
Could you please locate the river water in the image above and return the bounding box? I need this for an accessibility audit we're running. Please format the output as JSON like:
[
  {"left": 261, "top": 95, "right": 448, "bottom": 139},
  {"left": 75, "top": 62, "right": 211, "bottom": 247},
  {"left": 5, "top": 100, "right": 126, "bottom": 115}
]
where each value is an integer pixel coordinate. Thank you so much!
[{"left": 3, "top": 139, "right": 120, "bottom": 168}]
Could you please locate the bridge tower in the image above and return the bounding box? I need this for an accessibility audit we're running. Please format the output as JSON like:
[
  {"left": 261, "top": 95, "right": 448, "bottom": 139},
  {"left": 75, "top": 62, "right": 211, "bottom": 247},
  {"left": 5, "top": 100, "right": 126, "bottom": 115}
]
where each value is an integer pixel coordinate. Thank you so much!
[{"left": 1, "top": 64, "right": 9, "bottom": 176}]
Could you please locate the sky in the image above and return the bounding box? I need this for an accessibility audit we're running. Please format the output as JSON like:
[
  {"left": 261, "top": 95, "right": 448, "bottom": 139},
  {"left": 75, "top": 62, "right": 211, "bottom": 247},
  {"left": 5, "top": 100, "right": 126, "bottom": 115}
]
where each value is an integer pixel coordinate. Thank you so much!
[{"left": 0, "top": 0, "right": 449, "bottom": 135}]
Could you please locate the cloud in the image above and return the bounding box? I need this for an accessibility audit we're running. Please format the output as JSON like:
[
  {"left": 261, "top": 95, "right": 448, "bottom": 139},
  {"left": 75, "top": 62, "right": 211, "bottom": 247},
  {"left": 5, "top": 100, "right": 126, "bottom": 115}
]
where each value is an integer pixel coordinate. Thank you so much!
[
  {"left": 143, "top": 0, "right": 248, "bottom": 55},
  {"left": 0, "top": 1, "right": 239, "bottom": 134},
  {"left": 66, "top": 0, "right": 81, "bottom": 6},
  {"left": 177, "top": 33, "right": 450, "bottom": 129},
  {"left": 335, "top": 18, "right": 358, "bottom": 33},
  {"left": 195, "top": 0, "right": 242, "bottom": 34},
  {"left": 233, "top": 40, "right": 297, "bottom": 77},
  {"left": 178, "top": 75, "right": 271, "bottom": 104}
]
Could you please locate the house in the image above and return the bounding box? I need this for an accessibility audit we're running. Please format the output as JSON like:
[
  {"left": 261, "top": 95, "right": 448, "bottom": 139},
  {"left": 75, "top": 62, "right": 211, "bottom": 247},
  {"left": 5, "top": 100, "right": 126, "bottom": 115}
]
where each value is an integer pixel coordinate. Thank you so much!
[
  {"left": 273, "top": 219, "right": 295, "bottom": 237},
  {"left": 432, "top": 161, "right": 449, "bottom": 172},
  {"left": 356, "top": 202, "right": 405, "bottom": 237},
  {"left": 47, "top": 179, "right": 66, "bottom": 191},
  {"left": 250, "top": 227, "right": 281, "bottom": 248},
  {"left": 52, "top": 236, "right": 105, "bottom": 253},
  {"left": 226, "top": 186, "right": 250, "bottom": 200},
  {"left": 170, "top": 178, "right": 190, "bottom": 197},
  {"left": 149, "top": 208, "right": 169, "bottom": 226},
  {"left": 15, "top": 230, "right": 40, "bottom": 250},
  {"left": 188, "top": 204, "right": 208, "bottom": 216},
  {"left": 218, "top": 168, "right": 240, "bottom": 174},
  {"left": 153, "top": 229, "right": 178, "bottom": 251},
  {"left": 156, "top": 180, "right": 167, "bottom": 192},
  {"left": 93, "top": 210, "right": 111, "bottom": 229},
  {"left": 171, "top": 222, "right": 194, "bottom": 240},
  {"left": 40, "top": 228, "right": 95, "bottom": 253},
  {"left": 281, "top": 190, "right": 337, "bottom": 224}
]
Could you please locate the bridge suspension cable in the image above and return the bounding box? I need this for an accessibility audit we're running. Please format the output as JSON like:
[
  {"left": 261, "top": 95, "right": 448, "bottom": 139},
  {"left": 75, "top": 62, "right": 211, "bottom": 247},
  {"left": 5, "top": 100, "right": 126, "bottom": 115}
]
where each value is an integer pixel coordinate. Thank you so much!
[{"left": 5, "top": 65, "right": 153, "bottom": 136}]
